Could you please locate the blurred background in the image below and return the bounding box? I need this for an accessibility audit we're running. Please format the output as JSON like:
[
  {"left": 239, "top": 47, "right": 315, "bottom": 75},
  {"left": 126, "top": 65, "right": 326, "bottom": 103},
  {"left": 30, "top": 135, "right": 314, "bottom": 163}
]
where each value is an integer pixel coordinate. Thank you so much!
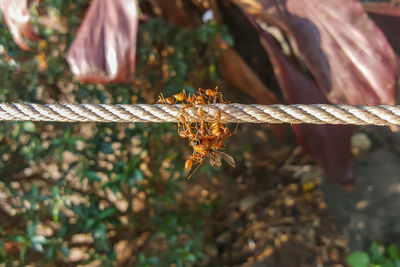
[{"left": 0, "top": 0, "right": 399, "bottom": 266}]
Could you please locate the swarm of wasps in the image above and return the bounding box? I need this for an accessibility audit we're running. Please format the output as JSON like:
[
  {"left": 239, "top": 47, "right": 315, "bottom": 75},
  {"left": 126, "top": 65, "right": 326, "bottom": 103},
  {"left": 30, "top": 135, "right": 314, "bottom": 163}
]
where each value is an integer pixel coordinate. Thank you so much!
[{"left": 158, "top": 87, "right": 236, "bottom": 178}]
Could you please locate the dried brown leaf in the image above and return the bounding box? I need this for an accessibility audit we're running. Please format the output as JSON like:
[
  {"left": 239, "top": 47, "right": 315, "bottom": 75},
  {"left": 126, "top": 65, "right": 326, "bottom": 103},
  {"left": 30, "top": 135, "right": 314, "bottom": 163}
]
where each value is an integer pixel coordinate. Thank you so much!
[
  {"left": 235, "top": 0, "right": 398, "bottom": 105},
  {"left": 67, "top": 0, "right": 139, "bottom": 83},
  {"left": 0, "top": 0, "right": 39, "bottom": 50}
]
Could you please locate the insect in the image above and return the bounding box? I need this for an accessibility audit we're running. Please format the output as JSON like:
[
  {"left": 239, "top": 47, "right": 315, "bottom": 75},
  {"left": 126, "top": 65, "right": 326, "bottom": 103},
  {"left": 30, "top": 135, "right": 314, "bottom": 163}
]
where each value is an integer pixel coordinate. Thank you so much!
[
  {"left": 202, "top": 86, "right": 226, "bottom": 103},
  {"left": 185, "top": 149, "right": 236, "bottom": 179},
  {"left": 185, "top": 135, "right": 236, "bottom": 179},
  {"left": 173, "top": 91, "right": 187, "bottom": 102},
  {"left": 158, "top": 87, "right": 237, "bottom": 179},
  {"left": 179, "top": 121, "right": 196, "bottom": 139},
  {"left": 195, "top": 95, "right": 205, "bottom": 105},
  {"left": 157, "top": 93, "right": 174, "bottom": 105},
  {"left": 209, "top": 150, "right": 236, "bottom": 168}
]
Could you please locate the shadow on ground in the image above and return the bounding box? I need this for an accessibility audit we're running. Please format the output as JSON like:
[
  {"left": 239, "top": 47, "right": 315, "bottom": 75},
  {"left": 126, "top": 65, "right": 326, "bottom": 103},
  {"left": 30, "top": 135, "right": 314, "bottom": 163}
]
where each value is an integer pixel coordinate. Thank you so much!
[{"left": 324, "top": 133, "right": 400, "bottom": 251}]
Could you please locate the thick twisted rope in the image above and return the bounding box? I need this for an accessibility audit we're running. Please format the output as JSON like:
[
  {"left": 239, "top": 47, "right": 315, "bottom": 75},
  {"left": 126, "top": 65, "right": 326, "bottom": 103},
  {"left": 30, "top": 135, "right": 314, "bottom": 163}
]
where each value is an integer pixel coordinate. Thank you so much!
[{"left": 1, "top": 103, "right": 400, "bottom": 126}]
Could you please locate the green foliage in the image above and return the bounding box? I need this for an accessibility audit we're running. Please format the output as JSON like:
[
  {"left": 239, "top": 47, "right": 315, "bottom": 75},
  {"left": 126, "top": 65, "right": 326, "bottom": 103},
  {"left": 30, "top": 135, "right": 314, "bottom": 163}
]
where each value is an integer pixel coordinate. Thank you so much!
[
  {"left": 347, "top": 251, "right": 370, "bottom": 267},
  {"left": 137, "top": 18, "right": 232, "bottom": 95},
  {"left": 347, "top": 242, "right": 400, "bottom": 267},
  {"left": 0, "top": 1, "right": 232, "bottom": 265}
]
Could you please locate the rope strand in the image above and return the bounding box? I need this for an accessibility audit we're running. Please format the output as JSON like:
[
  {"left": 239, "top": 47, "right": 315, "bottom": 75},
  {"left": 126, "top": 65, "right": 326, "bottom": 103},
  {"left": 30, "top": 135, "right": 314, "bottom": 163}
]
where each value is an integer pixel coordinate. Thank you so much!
[{"left": 1, "top": 103, "right": 400, "bottom": 125}]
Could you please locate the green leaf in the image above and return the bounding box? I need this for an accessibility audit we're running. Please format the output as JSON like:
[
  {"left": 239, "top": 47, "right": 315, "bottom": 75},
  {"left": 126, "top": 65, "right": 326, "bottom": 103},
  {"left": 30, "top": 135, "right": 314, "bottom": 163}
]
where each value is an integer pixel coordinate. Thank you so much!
[
  {"left": 22, "top": 122, "right": 36, "bottom": 133},
  {"left": 382, "top": 258, "right": 394, "bottom": 267},
  {"left": 57, "top": 225, "right": 68, "bottom": 238},
  {"left": 45, "top": 245, "right": 55, "bottom": 260},
  {"left": 51, "top": 138, "right": 62, "bottom": 146},
  {"left": 27, "top": 219, "right": 39, "bottom": 237},
  {"left": 220, "top": 27, "right": 234, "bottom": 46},
  {"left": 31, "top": 184, "right": 39, "bottom": 197},
  {"left": 32, "top": 242, "right": 44, "bottom": 253},
  {"left": 52, "top": 200, "right": 61, "bottom": 222},
  {"left": 51, "top": 186, "right": 59, "bottom": 196},
  {"left": 134, "top": 169, "right": 143, "bottom": 181},
  {"left": 388, "top": 245, "right": 400, "bottom": 260},
  {"left": 98, "top": 207, "right": 117, "bottom": 220},
  {"left": 187, "top": 253, "right": 196, "bottom": 262},
  {"left": 20, "top": 246, "right": 27, "bottom": 263},
  {"left": 101, "top": 142, "right": 113, "bottom": 154},
  {"left": 86, "top": 171, "right": 101, "bottom": 182},
  {"left": 346, "top": 251, "right": 370, "bottom": 267},
  {"left": 15, "top": 235, "right": 26, "bottom": 243},
  {"left": 370, "top": 242, "right": 383, "bottom": 263},
  {"left": 147, "top": 256, "right": 161, "bottom": 264},
  {"left": 85, "top": 218, "right": 96, "bottom": 229},
  {"left": 31, "top": 235, "right": 47, "bottom": 244},
  {"left": 61, "top": 245, "right": 70, "bottom": 257},
  {"left": 138, "top": 253, "right": 146, "bottom": 263}
]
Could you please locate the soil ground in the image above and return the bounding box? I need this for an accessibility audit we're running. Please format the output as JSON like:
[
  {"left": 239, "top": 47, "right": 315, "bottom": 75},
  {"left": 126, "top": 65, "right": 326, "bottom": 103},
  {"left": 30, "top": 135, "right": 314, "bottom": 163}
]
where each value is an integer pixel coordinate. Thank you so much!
[
  {"left": 185, "top": 123, "right": 347, "bottom": 266},
  {"left": 191, "top": 123, "right": 400, "bottom": 266}
]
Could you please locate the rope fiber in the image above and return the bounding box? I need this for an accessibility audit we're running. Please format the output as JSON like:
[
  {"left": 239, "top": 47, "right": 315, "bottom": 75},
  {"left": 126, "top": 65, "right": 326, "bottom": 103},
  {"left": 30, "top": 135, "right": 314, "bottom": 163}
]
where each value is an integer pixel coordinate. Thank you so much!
[{"left": 1, "top": 103, "right": 400, "bottom": 126}]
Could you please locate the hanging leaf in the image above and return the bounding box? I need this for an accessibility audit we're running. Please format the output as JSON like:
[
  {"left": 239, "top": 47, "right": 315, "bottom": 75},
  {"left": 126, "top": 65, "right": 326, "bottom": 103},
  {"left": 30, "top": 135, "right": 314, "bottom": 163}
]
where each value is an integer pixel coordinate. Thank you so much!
[
  {"left": 224, "top": 4, "right": 355, "bottom": 184},
  {"left": 225, "top": 0, "right": 400, "bottom": 185},
  {"left": 0, "top": 0, "right": 39, "bottom": 50},
  {"left": 234, "top": 0, "right": 398, "bottom": 105},
  {"left": 258, "top": 27, "right": 354, "bottom": 185},
  {"left": 363, "top": 2, "right": 400, "bottom": 57},
  {"left": 67, "top": 0, "right": 139, "bottom": 83}
]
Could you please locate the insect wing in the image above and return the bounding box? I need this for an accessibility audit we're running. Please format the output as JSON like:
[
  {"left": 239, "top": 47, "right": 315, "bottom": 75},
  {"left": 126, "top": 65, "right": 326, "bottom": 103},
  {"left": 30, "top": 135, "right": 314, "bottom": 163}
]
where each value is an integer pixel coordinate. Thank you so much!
[
  {"left": 218, "top": 151, "right": 236, "bottom": 168},
  {"left": 210, "top": 151, "right": 235, "bottom": 168},
  {"left": 209, "top": 151, "right": 222, "bottom": 167}
]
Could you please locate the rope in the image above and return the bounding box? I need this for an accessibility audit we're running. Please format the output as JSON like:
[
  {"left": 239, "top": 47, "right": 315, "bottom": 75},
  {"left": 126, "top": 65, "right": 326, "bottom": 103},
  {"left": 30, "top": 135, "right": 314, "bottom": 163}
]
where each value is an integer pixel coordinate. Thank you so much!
[{"left": 0, "top": 103, "right": 400, "bottom": 126}]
